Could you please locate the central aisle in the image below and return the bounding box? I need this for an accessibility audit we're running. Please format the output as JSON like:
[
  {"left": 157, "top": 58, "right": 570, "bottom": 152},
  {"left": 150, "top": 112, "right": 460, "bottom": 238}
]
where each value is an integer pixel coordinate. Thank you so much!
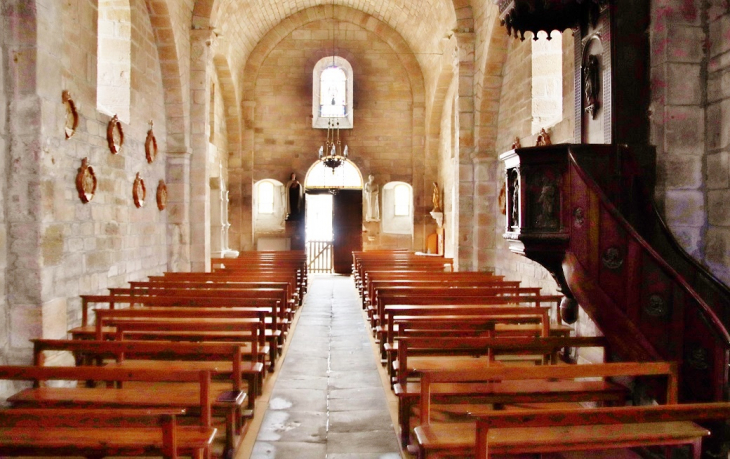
[{"left": 251, "top": 274, "right": 402, "bottom": 458}]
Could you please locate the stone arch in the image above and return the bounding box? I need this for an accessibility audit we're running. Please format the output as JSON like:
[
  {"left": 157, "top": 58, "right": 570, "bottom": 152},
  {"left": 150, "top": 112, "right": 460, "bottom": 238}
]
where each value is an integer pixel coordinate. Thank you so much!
[
  {"left": 144, "top": 0, "right": 188, "bottom": 154},
  {"left": 474, "top": 10, "right": 509, "bottom": 155},
  {"left": 212, "top": 54, "right": 241, "bottom": 154},
  {"left": 229, "top": 4, "right": 428, "bottom": 252}
]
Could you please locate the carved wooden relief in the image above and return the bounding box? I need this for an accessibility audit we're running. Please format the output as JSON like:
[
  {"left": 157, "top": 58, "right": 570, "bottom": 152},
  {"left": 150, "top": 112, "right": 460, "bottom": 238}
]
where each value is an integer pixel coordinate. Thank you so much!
[
  {"left": 602, "top": 246, "right": 624, "bottom": 270},
  {"left": 573, "top": 207, "right": 585, "bottom": 228},
  {"left": 645, "top": 294, "right": 667, "bottom": 318},
  {"left": 536, "top": 128, "right": 552, "bottom": 146},
  {"left": 62, "top": 91, "right": 79, "bottom": 139},
  {"left": 107, "top": 115, "right": 124, "bottom": 154},
  {"left": 529, "top": 171, "right": 560, "bottom": 230},
  {"left": 75, "top": 158, "right": 97, "bottom": 203},
  {"left": 507, "top": 168, "right": 520, "bottom": 230},
  {"left": 156, "top": 179, "right": 167, "bottom": 211},
  {"left": 133, "top": 173, "right": 146, "bottom": 208},
  {"left": 145, "top": 120, "right": 158, "bottom": 163}
]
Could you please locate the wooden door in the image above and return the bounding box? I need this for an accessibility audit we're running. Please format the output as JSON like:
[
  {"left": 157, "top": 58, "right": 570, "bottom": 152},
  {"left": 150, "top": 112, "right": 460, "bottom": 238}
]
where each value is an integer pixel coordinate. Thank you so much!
[{"left": 332, "top": 190, "right": 362, "bottom": 274}]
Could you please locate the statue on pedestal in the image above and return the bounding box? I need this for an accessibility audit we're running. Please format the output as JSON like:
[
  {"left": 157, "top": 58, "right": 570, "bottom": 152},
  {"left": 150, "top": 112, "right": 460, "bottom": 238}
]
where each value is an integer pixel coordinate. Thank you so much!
[{"left": 363, "top": 174, "right": 380, "bottom": 222}]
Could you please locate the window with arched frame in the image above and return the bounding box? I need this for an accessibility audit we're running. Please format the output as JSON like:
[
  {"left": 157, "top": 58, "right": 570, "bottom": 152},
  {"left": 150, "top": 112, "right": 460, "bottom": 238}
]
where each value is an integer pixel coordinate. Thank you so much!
[
  {"left": 382, "top": 182, "right": 413, "bottom": 235},
  {"left": 312, "top": 56, "right": 353, "bottom": 129},
  {"left": 254, "top": 179, "right": 285, "bottom": 232},
  {"left": 97, "top": 0, "right": 131, "bottom": 123}
]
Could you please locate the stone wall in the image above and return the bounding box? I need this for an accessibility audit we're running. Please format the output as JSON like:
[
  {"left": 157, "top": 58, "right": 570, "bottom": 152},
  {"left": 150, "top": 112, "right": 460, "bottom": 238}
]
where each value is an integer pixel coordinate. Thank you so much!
[
  {"left": 705, "top": 3, "right": 730, "bottom": 283},
  {"left": 0, "top": 3, "right": 9, "bottom": 370},
  {"left": 247, "top": 18, "right": 419, "bottom": 251},
  {"left": 1, "top": 0, "right": 171, "bottom": 364},
  {"left": 651, "top": 0, "right": 730, "bottom": 285}
]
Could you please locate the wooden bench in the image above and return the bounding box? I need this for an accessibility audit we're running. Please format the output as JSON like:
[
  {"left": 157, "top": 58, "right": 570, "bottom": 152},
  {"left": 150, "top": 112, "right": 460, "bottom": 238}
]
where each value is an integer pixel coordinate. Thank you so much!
[
  {"left": 394, "top": 335, "right": 612, "bottom": 447},
  {"left": 412, "top": 361, "right": 683, "bottom": 458},
  {"left": 0, "top": 365, "right": 223, "bottom": 458},
  {"left": 473, "top": 403, "right": 730, "bottom": 459},
  {"left": 0, "top": 407, "right": 215, "bottom": 459},
  {"left": 381, "top": 304, "right": 565, "bottom": 362},
  {"left": 73, "top": 294, "right": 281, "bottom": 369}
]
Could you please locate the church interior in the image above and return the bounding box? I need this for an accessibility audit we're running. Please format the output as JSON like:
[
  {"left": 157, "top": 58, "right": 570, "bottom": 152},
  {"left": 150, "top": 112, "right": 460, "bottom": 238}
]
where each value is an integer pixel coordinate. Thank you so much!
[{"left": 1, "top": 0, "right": 730, "bottom": 457}]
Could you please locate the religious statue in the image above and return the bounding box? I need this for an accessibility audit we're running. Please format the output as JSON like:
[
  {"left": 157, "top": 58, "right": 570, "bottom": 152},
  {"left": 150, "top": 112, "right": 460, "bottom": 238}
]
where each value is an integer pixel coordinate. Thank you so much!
[
  {"left": 536, "top": 128, "right": 552, "bottom": 146},
  {"left": 584, "top": 54, "right": 600, "bottom": 119},
  {"left": 431, "top": 182, "right": 442, "bottom": 213},
  {"left": 285, "top": 172, "right": 304, "bottom": 221},
  {"left": 363, "top": 174, "right": 380, "bottom": 222}
]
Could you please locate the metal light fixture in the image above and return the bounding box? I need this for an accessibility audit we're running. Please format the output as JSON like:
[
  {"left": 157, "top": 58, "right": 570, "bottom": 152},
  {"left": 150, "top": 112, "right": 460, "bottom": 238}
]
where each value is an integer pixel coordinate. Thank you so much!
[{"left": 318, "top": 119, "right": 349, "bottom": 172}]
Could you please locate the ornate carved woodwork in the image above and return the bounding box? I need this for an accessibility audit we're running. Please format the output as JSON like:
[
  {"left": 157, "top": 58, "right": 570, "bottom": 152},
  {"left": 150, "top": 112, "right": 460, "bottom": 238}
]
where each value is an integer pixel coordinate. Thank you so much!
[
  {"left": 132, "top": 173, "right": 146, "bottom": 208},
  {"left": 501, "top": 144, "right": 730, "bottom": 409},
  {"left": 75, "top": 158, "right": 97, "bottom": 203},
  {"left": 496, "top": 0, "right": 607, "bottom": 40},
  {"left": 62, "top": 91, "right": 79, "bottom": 139},
  {"left": 156, "top": 180, "right": 167, "bottom": 211},
  {"left": 145, "top": 121, "right": 157, "bottom": 163},
  {"left": 107, "top": 115, "right": 124, "bottom": 154}
]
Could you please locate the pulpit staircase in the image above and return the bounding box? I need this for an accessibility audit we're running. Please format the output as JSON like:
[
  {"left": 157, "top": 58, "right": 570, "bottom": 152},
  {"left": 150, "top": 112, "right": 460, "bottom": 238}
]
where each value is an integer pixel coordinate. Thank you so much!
[{"left": 502, "top": 143, "right": 730, "bottom": 407}]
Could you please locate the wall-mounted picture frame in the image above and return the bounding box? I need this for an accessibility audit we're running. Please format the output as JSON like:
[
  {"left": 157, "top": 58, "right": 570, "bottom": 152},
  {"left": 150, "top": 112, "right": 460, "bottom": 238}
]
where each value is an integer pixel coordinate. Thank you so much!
[
  {"left": 145, "top": 120, "right": 158, "bottom": 163},
  {"left": 75, "top": 158, "right": 97, "bottom": 203},
  {"left": 107, "top": 114, "right": 124, "bottom": 154},
  {"left": 62, "top": 90, "right": 79, "bottom": 139},
  {"left": 133, "top": 172, "right": 146, "bottom": 208},
  {"left": 156, "top": 179, "right": 167, "bottom": 211}
]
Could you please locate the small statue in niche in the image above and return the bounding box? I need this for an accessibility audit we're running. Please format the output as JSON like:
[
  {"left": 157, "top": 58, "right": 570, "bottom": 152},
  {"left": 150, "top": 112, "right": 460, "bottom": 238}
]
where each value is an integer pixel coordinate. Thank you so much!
[
  {"left": 535, "top": 175, "right": 558, "bottom": 229},
  {"left": 363, "top": 175, "right": 380, "bottom": 222},
  {"left": 509, "top": 170, "right": 520, "bottom": 229},
  {"left": 584, "top": 54, "right": 600, "bottom": 119},
  {"left": 431, "top": 182, "right": 442, "bottom": 213},
  {"left": 285, "top": 172, "right": 304, "bottom": 221},
  {"left": 536, "top": 128, "right": 552, "bottom": 146}
]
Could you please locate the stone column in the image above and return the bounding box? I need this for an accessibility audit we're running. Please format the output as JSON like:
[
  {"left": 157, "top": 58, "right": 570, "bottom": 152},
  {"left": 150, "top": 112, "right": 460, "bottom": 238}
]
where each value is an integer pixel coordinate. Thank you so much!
[
  {"left": 188, "top": 30, "right": 214, "bottom": 271},
  {"left": 4, "top": 0, "right": 68, "bottom": 364},
  {"left": 457, "top": 32, "right": 476, "bottom": 271}
]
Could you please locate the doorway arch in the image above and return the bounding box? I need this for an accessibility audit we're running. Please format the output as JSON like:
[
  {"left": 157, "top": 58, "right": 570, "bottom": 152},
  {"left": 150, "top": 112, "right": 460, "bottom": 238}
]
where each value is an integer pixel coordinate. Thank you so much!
[{"left": 304, "top": 160, "right": 364, "bottom": 273}]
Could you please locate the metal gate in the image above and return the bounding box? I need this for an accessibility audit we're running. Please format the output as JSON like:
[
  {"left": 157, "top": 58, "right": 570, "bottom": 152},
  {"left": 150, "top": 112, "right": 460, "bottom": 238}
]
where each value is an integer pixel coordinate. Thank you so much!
[{"left": 307, "top": 240, "right": 333, "bottom": 273}]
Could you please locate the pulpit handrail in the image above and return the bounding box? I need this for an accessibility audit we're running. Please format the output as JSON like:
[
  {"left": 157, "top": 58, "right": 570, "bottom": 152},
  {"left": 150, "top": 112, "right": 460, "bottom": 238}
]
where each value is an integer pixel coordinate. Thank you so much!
[{"left": 567, "top": 150, "right": 730, "bottom": 346}]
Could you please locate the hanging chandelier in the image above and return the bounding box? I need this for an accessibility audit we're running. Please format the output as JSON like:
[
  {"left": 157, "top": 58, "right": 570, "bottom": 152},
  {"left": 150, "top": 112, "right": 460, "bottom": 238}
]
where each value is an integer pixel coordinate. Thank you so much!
[{"left": 318, "top": 119, "right": 349, "bottom": 172}]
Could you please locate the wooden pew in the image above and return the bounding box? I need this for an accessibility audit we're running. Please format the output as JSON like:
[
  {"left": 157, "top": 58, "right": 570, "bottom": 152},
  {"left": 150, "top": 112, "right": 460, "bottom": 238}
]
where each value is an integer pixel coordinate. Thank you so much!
[
  {"left": 25, "top": 344, "right": 247, "bottom": 458},
  {"left": 391, "top": 332, "right": 612, "bottom": 446},
  {"left": 473, "top": 403, "right": 730, "bottom": 459},
  {"left": 0, "top": 408, "right": 214, "bottom": 459},
  {"left": 0, "top": 366, "right": 220, "bottom": 458},
  {"left": 380, "top": 303, "right": 566, "bottom": 362},
  {"left": 72, "top": 294, "right": 281, "bottom": 369},
  {"left": 412, "top": 361, "right": 684, "bottom": 458},
  {"left": 92, "top": 306, "right": 273, "bottom": 371}
]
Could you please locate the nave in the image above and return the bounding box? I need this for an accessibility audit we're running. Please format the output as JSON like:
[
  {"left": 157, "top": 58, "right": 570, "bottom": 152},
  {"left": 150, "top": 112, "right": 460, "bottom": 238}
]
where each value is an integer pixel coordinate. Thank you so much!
[{"left": 247, "top": 274, "right": 402, "bottom": 458}]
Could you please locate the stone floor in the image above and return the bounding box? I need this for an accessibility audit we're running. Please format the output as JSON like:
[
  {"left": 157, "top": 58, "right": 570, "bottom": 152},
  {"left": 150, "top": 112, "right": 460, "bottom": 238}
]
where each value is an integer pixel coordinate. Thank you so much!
[{"left": 250, "top": 274, "right": 402, "bottom": 459}]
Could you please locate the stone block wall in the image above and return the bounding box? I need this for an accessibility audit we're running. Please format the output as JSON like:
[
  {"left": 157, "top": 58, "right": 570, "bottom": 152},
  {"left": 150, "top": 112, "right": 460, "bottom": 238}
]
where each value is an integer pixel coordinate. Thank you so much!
[
  {"left": 249, "top": 19, "right": 418, "bottom": 250},
  {"left": 705, "top": 4, "right": 730, "bottom": 283},
  {"left": 651, "top": 0, "right": 730, "bottom": 286},
  {"left": 1, "top": 0, "right": 172, "bottom": 364}
]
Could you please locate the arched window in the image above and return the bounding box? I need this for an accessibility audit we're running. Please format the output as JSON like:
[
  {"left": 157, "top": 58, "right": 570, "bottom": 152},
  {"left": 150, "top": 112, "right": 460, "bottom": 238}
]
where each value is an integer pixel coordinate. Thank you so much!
[
  {"left": 382, "top": 182, "right": 413, "bottom": 235},
  {"left": 257, "top": 181, "right": 275, "bottom": 214},
  {"left": 97, "top": 0, "right": 131, "bottom": 123},
  {"left": 254, "top": 179, "right": 285, "bottom": 232},
  {"left": 394, "top": 184, "right": 410, "bottom": 216},
  {"left": 531, "top": 31, "right": 562, "bottom": 133},
  {"left": 304, "top": 160, "right": 362, "bottom": 190},
  {"left": 312, "top": 56, "right": 353, "bottom": 129}
]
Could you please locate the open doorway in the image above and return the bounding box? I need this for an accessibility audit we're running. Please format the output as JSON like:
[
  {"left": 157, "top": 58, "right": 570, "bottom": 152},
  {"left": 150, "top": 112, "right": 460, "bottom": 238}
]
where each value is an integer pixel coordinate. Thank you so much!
[
  {"left": 305, "top": 194, "right": 333, "bottom": 273},
  {"left": 304, "top": 160, "right": 364, "bottom": 274}
]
